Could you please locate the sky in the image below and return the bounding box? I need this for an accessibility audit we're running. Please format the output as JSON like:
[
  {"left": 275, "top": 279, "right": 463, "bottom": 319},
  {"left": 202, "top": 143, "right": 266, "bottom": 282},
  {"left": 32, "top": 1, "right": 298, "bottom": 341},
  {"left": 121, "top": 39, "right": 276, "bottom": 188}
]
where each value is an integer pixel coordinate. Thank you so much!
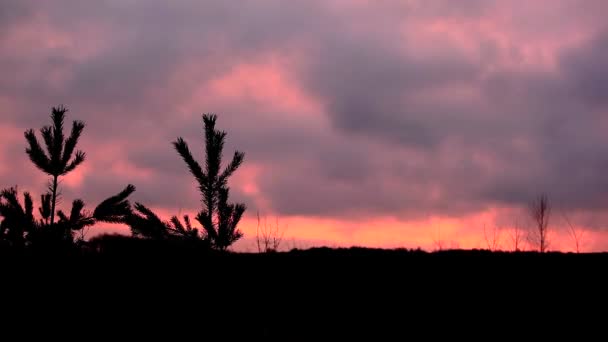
[{"left": 2, "top": 0, "right": 608, "bottom": 252}]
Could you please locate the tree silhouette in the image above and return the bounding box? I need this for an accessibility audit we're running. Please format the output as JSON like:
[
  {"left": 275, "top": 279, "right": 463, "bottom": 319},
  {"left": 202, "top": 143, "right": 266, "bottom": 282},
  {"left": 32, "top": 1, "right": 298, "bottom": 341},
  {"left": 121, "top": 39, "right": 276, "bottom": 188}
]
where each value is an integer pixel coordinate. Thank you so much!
[
  {"left": 562, "top": 212, "right": 585, "bottom": 254},
  {"left": 483, "top": 224, "right": 502, "bottom": 251},
  {"left": 173, "top": 114, "right": 245, "bottom": 250},
  {"left": 24, "top": 106, "right": 85, "bottom": 226},
  {"left": 529, "top": 194, "right": 550, "bottom": 253},
  {"left": 509, "top": 219, "right": 526, "bottom": 252}
]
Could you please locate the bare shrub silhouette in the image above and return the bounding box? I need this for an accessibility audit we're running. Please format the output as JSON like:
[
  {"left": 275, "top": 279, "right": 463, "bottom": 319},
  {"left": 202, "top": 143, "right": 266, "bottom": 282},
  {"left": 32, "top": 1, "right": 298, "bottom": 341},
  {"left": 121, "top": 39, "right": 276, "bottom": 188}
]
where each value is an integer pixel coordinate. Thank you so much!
[
  {"left": 509, "top": 219, "right": 526, "bottom": 252},
  {"left": 562, "top": 212, "right": 585, "bottom": 253},
  {"left": 256, "top": 212, "right": 287, "bottom": 253},
  {"left": 483, "top": 224, "right": 502, "bottom": 251},
  {"left": 528, "top": 194, "right": 551, "bottom": 253},
  {"left": 432, "top": 224, "right": 445, "bottom": 251},
  {"left": 172, "top": 114, "right": 246, "bottom": 250}
]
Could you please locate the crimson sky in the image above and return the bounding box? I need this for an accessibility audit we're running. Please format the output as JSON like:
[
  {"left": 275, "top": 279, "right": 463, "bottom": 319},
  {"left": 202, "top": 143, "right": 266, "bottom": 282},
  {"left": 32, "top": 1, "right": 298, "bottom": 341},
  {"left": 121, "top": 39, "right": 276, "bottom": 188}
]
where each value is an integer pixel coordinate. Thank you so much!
[{"left": 2, "top": 0, "right": 608, "bottom": 251}]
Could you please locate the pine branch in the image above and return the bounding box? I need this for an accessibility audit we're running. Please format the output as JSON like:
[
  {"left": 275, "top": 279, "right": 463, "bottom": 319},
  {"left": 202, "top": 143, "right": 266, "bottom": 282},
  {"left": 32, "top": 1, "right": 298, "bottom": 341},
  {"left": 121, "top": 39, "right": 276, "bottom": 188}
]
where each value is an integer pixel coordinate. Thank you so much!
[
  {"left": 93, "top": 184, "right": 135, "bottom": 223},
  {"left": 70, "top": 199, "right": 86, "bottom": 222},
  {"left": 62, "top": 120, "right": 85, "bottom": 166},
  {"left": 62, "top": 150, "right": 86, "bottom": 175},
  {"left": 173, "top": 138, "right": 208, "bottom": 186},
  {"left": 24, "top": 192, "right": 34, "bottom": 220},
  {"left": 39, "top": 193, "right": 52, "bottom": 221},
  {"left": 24, "top": 129, "right": 51, "bottom": 173},
  {"left": 57, "top": 210, "right": 69, "bottom": 222},
  {"left": 1, "top": 188, "right": 22, "bottom": 214},
  {"left": 196, "top": 209, "right": 216, "bottom": 240},
  {"left": 218, "top": 151, "right": 244, "bottom": 186},
  {"left": 126, "top": 203, "right": 170, "bottom": 239},
  {"left": 51, "top": 106, "right": 66, "bottom": 167},
  {"left": 170, "top": 216, "right": 186, "bottom": 233},
  {"left": 40, "top": 126, "right": 55, "bottom": 164},
  {"left": 183, "top": 215, "right": 193, "bottom": 231}
]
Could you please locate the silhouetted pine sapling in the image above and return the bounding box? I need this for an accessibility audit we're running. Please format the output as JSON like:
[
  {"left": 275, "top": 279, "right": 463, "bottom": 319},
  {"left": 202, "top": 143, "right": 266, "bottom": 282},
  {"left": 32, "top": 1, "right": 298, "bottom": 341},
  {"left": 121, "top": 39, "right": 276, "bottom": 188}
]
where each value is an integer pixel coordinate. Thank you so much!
[
  {"left": 18, "top": 106, "right": 136, "bottom": 246},
  {"left": 92, "top": 184, "right": 136, "bottom": 223},
  {"left": 24, "top": 106, "right": 85, "bottom": 227},
  {"left": 173, "top": 114, "right": 246, "bottom": 250}
]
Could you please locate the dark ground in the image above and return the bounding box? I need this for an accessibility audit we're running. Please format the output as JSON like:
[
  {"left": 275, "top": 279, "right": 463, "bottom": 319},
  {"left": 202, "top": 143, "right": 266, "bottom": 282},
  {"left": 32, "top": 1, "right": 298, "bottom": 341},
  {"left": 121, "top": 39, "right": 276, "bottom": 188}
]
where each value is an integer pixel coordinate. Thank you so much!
[{"left": 0, "top": 235, "right": 605, "bottom": 339}]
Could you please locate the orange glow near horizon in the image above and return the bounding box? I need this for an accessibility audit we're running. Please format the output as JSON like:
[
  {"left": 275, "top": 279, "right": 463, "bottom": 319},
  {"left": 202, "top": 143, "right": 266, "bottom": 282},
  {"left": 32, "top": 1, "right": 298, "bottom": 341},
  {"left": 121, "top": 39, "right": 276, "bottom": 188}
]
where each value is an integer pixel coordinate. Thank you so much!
[{"left": 89, "top": 205, "right": 608, "bottom": 253}]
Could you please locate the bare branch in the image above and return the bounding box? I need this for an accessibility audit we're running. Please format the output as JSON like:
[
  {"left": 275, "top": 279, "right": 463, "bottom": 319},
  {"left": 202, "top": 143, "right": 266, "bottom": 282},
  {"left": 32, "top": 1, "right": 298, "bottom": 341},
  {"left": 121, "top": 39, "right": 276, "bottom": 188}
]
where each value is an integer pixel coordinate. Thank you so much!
[
  {"left": 432, "top": 224, "right": 444, "bottom": 251},
  {"left": 562, "top": 211, "right": 585, "bottom": 253},
  {"left": 483, "top": 224, "right": 502, "bottom": 251},
  {"left": 528, "top": 194, "right": 551, "bottom": 253},
  {"left": 256, "top": 211, "right": 287, "bottom": 253},
  {"left": 509, "top": 219, "right": 526, "bottom": 252}
]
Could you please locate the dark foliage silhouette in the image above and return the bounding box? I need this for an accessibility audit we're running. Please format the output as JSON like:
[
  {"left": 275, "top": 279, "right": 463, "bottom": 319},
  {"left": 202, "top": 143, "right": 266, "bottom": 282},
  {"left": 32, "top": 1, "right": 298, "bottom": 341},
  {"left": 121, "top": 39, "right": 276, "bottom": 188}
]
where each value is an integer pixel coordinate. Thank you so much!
[
  {"left": 24, "top": 106, "right": 86, "bottom": 226},
  {"left": 0, "top": 104, "right": 136, "bottom": 248},
  {"left": 50, "top": 184, "right": 136, "bottom": 244},
  {"left": 0, "top": 188, "right": 36, "bottom": 248},
  {"left": 54, "top": 199, "right": 96, "bottom": 242},
  {"left": 127, "top": 202, "right": 201, "bottom": 241},
  {"left": 57, "top": 185, "right": 136, "bottom": 245},
  {"left": 1, "top": 184, "right": 136, "bottom": 247},
  {"left": 39, "top": 193, "right": 52, "bottom": 226},
  {"left": 92, "top": 184, "right": 136, "bottom": 223},
  {"left": 127, "top": 203, "right": 171, "bottom": 239},
  {"left": 172, "top": 114, "right": 246, "bottom": 250},
  {"left": 169, "top": 214, "right": 200, "bottom": 239}
]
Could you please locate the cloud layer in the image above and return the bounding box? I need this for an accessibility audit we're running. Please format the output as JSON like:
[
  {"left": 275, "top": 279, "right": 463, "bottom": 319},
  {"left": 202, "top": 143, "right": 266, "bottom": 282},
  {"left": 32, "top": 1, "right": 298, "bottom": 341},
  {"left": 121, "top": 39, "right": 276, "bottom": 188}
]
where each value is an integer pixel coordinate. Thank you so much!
[{"left": 2, "top": 0, "right": 608, "bottom": 250}]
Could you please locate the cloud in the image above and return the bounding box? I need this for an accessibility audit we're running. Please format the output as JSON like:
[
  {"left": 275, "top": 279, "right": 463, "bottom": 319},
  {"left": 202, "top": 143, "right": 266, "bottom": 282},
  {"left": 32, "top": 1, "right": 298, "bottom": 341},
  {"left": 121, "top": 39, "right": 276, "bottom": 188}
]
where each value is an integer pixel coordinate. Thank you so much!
[{"left": 1, "top": 0, "right": 608, "bottom": 240}]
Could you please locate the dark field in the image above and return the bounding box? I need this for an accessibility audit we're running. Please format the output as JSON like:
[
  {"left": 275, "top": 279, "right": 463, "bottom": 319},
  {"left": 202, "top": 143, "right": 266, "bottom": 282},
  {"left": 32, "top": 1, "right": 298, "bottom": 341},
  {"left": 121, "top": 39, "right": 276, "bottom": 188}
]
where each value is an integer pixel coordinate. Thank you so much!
[{"left": 1, "top": 235, "right": 603, "bottom": 339}]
